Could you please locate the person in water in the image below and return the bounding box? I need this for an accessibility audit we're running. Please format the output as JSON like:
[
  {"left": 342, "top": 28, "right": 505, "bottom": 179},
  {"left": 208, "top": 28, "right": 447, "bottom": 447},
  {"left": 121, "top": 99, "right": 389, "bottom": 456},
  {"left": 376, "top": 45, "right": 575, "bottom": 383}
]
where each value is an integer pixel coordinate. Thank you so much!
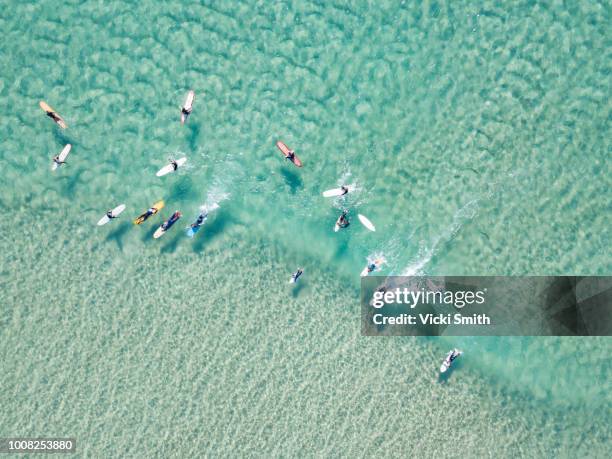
[
  {"left": 106, "top": 210, "right": 116, "bottom": 219},
  {"left": 181, "top": 106, "right": 192, "bottom": 116},
  {"left": 367, "top": 263, "right": 377, "bottom": 273},
  {"left": 291, "top": 268, "right": 303, "bottom": 282},
  {"left": 191, "top": 210, "right": 206, "bottom": 229},
  {"left": 170, "top": 159, "right": 178, "bottom": 171},
  {"left": 337, "top": 210, "right": 350, "bottom": 228},
  {"left": 45, "top": 110, "right": 61, "bottom": 123},
  {"left": 340, "top": 185, "right": 349, "bottom": 196},
  {"left": 52, "top": 155, "right": 65, "bottom": 166},
  {"left": 286, "top": 150, "right": 295, "bottom": 161}
]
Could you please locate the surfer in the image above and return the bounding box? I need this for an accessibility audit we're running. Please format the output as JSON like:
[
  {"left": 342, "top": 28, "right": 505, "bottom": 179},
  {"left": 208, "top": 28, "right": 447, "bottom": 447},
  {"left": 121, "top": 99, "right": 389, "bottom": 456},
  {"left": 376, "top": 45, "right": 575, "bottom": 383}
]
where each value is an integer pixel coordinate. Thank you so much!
[
  {"left": 340, "top": 186, "right": 349, "bottom": 196},
  {"left": 170, "top": 159, "right": 178, "bottom": 171},
  {"left": 447, "top": 349, "right": 461, "bottom": 363},
  {"left": 367, "top": 263, "right": 377, "bottom": 274},
  {"left": 286, "top": 150, "right": 296, "bottom": 162},
  {"left": 336, "top": 210, "right": 350, "bottom": 229},
  {"left": 191, "top": 213, "right": 205, "bottom": 229},
  {"left": 291, "top": 268, "right": 303, "bottom": 283},
  {"left": 46, "top": 110, "right": 62, "bottom": 124},
  {"left": 52, "top": 155, "right": 65, "bottom": 167},
  {"left": 181, "top": 91, "right": 194, "bottom": 124},
  {"left": 162, "top": 211, "right": 182, "bottom": 231},
  {"left": 191, "top": 208, "right": 208, "bottom": 229},
  {"left": 106, "top": 210, "right": 116, "bottom": 220},
  {"left": 142, "top": 207, "right": 156, "bottom": 219}
]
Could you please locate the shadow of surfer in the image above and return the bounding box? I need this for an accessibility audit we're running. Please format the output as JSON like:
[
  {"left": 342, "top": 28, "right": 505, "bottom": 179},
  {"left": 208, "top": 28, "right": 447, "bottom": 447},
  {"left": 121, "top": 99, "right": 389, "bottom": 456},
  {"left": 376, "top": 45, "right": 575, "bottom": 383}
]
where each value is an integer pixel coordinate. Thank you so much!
[
  {"left": 280, "top": 168, "right": 303, "bottom": 194},
  {"left": 105, "top": 221, "right": 131, "bottom": 251},
  {"left": 438, "top": 355, "right": 464, "bottom": 384}
]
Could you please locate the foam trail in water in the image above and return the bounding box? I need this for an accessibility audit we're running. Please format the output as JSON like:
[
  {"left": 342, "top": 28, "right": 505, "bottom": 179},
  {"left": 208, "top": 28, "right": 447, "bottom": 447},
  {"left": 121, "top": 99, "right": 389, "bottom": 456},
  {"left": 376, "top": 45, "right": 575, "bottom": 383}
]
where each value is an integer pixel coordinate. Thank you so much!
[{"left": 400, "top": 199, "right": 480, "bottom": 276}]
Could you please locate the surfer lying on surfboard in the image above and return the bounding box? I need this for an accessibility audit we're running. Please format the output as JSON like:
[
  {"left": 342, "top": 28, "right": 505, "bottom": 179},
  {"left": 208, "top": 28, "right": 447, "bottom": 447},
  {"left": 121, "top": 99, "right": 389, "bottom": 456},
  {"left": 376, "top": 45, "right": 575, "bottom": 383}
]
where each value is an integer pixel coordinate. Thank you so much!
[
  {"left": 336, "top": 211, "right": 350, "bottom": 230},
  {"left": 39, "top": 101, "right": 67, "bottom": 129},
  {"left": 290, "top": 268, "right": 303, "bottom": 283},
  {"left": 52, "top": 155, "right": 66, "bottom": 168},
  {"left": 181, "top": 90, "right": 194, "bottom": 125}
]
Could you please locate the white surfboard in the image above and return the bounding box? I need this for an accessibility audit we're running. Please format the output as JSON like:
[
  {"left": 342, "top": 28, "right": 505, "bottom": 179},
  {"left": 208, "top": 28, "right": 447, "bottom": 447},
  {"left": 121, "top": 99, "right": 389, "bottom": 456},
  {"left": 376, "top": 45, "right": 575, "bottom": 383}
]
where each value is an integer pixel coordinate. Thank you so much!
[
  {"left": 358, "top": 214, "right": 376, "bottom": 232},
  {"left": 181, "top": 90, "right": 195, "bottom": 124},
  {"left": 52, "top": 144, "right": 71, "bottom": 171},
  {"left": 153, "top": 226, "right": 166, "bottom": 239},
  {"left": 440, "top": 350, "right": 462, "bottom": 373},
  {"left": 322, "top": 184, "right": 354, "bottom": 198},
  {"left": 156, "top": 157, "right": 187, "bottom": 177},
  {"left": 97, "top": 204, "right": 126, "bottom": 226}
]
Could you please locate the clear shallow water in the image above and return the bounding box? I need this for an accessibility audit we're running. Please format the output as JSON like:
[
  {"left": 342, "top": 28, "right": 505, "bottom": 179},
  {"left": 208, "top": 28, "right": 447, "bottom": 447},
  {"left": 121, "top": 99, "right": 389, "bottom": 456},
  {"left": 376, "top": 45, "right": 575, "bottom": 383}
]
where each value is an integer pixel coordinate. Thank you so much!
[{"left": 1, "top": 0, "right": 610, "bottom": 456}]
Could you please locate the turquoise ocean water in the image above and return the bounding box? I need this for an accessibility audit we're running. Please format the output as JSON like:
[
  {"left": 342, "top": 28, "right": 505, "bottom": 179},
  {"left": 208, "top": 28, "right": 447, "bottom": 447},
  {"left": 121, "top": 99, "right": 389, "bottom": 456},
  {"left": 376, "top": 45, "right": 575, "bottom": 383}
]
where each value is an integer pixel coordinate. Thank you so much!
[{"left": 1, "top": 0, "right": 610, "bottom": 456}]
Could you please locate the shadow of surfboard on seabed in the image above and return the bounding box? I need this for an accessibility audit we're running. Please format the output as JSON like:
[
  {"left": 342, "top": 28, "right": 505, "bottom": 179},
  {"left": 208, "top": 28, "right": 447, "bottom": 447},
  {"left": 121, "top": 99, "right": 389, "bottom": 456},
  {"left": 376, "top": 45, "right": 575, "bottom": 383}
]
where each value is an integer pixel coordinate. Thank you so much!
[
  {"left": 105, "top": 221, "right": 131, "bottom": 251},
  {"left": 438, "top": 358, "right": 464, "bottom": 384},
  {"left": 279, "top": 167, "right": 303, "bottom": 194},
  {"left": 187, "top": 122, "right": 201, "bottom": 151},
  {"left": 290, "top": 280, "right": 306, "bottom": 298},
  {"left": 160, "top": 231, "right": 182, "bottom": 254},
  {"left": 191, "top": 212, "right": 232, "bottom": 253},
  {"left": 167, "top": 176, "right": 198, "bottom": 202}
]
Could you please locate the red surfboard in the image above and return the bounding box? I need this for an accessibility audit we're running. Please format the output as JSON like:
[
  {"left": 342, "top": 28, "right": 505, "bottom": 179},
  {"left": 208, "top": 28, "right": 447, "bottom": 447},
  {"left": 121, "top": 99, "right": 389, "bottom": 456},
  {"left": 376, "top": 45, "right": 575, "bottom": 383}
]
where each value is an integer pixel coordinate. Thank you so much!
[{"left": 276, "top": 141, "right": 303, "bottom": 167}]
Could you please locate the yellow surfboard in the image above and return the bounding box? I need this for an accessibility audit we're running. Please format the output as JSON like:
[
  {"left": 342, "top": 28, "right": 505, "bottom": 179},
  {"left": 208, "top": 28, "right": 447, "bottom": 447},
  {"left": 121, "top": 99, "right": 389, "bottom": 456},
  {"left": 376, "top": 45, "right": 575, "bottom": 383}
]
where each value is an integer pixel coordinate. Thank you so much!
[
  {"left": 39, "top": 101, "right": 67, "bottom": 129},
  {"left": 133, "top": 200, "right": 165, "bottom": 225}
]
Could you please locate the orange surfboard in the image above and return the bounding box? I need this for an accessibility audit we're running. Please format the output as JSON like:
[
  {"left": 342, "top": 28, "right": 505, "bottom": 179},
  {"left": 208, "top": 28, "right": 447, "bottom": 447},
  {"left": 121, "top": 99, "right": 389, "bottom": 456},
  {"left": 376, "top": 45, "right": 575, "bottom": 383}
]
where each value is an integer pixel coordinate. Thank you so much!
[{"left": 276, "top": 141, "right": 302, "bottom": 167}]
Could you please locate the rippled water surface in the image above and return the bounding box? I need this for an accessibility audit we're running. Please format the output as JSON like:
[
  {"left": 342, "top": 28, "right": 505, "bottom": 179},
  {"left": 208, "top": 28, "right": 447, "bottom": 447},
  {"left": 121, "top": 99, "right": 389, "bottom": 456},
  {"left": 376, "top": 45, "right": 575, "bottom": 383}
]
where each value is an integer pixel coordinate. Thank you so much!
[{"left": 1, "top": 0, "right": 610, "bottom": 456}]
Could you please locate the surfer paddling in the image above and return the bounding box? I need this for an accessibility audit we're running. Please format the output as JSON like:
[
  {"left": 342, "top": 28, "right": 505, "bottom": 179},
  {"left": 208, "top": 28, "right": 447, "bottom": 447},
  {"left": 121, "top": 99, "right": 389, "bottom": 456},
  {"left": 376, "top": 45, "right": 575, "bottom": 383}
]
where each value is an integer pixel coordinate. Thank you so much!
[
  {"left": 52, "top": 155, "right": 65, "bottom": 167},
  {"left": 181, "top": 90, "right": 195, "bottom": 125},
  {"left": 39, "top": 101, "right": 67, "bottom": 129},
  {"left": 290, "top": 268, "right": 304, "bottom": 283},
  {"left": 276, "top": 141, "right": 303, "bottom": 167},
  {"left": 336, "top": 210, "right": 350, "bottom": 229}
]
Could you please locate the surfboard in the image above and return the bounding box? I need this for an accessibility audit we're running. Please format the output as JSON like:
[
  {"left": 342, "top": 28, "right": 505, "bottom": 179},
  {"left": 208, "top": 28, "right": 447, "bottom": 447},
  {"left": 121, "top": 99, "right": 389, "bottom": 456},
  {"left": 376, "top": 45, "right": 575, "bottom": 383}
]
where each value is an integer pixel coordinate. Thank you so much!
[
  {"left": 323, "top": 185, "right": 354, "bottom": 198},
  {"left": 156, "top": 157, "right": 187, "bottom": 177},
  {"left": 97, "top": 204, "right": 126, "bottom": 226},
  {"left": 276, "top": 141, "right": 303, "bottom": 167},
  {"left": 153, "top": 226, "right": 166, "bottom": 239},
  {"left": 181, "top": 90, "right": 195, "bottom": 124},
  {"left": 154, "top": 212, "right": 181, "bottom": 239},
  {"left": 358, "top": 214, "right": 376, "bottom": 232},
  {"left": 133, "top": 200, "right": 164, "bottom": 225},
  {"left": 39, "top": 101, "right": 67, "bottom": 129},
  {"left": 52, "top": 144, "right": 71, "bottom": 171}
]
